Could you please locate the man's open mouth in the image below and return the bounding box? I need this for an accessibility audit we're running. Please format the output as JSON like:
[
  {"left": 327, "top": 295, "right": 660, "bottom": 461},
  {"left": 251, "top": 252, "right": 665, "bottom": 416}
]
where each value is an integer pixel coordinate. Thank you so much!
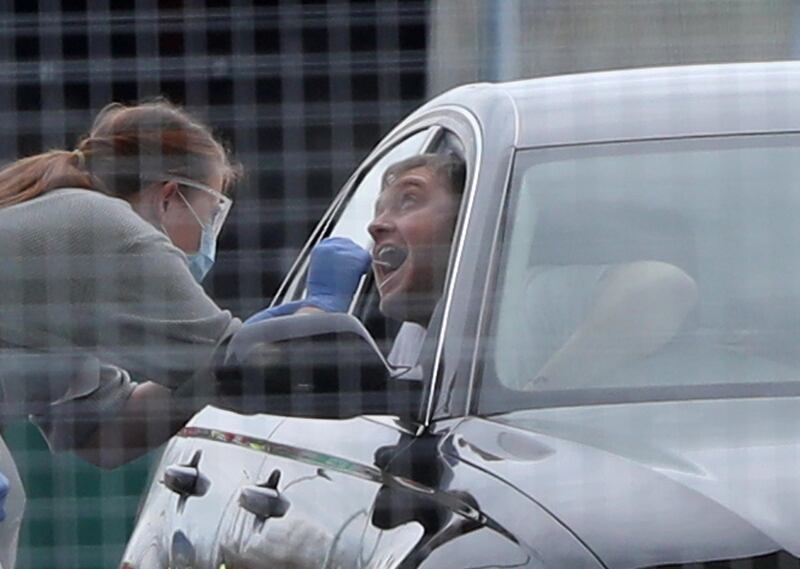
[{"left": 373, "top": 244, "right": 408, "bottom": 274}]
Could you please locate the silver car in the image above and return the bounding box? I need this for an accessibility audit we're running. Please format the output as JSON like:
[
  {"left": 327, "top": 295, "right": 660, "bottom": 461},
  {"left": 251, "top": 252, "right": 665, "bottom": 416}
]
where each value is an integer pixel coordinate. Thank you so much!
[{"left": 122, "top": 61, "right": 800, "bottom": 568}]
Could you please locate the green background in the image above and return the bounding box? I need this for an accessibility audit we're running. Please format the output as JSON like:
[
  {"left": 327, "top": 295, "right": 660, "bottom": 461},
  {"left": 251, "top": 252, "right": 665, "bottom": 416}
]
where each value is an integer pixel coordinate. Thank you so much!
[{"left": 5, "top": 422, "right": 155, "bottom": 569}]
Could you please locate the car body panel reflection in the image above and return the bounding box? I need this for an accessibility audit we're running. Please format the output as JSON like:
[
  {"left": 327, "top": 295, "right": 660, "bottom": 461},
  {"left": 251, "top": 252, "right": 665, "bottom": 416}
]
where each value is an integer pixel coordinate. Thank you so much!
[{"left": 215, "top": 415, "right": 409, "bottom": 568}]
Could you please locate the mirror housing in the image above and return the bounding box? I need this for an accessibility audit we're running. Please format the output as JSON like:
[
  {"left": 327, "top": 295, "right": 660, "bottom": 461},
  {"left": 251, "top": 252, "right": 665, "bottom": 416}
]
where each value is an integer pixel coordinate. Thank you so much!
[{"left": 219, "top": 313, "right": 421, "bottom": 419}]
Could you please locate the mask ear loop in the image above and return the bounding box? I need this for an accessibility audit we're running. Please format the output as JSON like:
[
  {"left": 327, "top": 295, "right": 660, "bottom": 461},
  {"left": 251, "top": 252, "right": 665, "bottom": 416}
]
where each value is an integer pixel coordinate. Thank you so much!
[{"left": 176, "top": 190, "right": 208, "bottom": 230}]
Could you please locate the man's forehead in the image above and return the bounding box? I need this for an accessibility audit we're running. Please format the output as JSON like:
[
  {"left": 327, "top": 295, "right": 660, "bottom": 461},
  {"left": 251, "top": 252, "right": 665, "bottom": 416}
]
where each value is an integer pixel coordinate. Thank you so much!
[
  {"left": 383, "top": 165, "right": 435, "bottom": 188},
  {"left": 376, "top": 167, "right": 423, "bottom": 209}
]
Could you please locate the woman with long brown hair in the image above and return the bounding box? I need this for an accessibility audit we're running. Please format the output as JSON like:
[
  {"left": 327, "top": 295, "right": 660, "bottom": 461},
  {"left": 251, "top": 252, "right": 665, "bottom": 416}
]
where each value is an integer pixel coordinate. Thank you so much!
[
  {"left": 0, "top": 97, "right": 248, "bottom": 564},
  {"left": 0, "top": 100, "right": 247, "bottom": 566}
]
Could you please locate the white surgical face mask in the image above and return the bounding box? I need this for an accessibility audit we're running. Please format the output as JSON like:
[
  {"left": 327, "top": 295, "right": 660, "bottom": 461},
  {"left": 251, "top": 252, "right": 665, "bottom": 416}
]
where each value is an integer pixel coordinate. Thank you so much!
[
  {"left": 155, "top": 176, "right": 231, "bottom": 283},
  {"left": 177, "top": 191, "right": 217, "bottom": 283}
]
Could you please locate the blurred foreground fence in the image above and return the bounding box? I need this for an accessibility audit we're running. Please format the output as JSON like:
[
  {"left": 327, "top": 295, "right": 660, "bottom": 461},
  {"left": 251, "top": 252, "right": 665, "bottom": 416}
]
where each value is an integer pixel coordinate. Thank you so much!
[{"left": 4, "top": 0, "right": 799, "bottom": 566}]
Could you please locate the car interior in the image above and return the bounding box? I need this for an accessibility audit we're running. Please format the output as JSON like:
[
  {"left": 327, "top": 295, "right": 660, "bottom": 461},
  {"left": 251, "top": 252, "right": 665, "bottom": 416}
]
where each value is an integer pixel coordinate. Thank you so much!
[{"left": 492, "top": 142, "right": 800, "bottom": 402}]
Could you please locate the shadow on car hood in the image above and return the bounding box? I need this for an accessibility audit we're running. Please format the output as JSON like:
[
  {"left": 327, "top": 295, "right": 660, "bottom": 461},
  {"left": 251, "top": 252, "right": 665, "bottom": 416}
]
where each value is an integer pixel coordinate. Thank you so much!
[{"left": 476, "top": 396, "right": 800, "bottom": 568}]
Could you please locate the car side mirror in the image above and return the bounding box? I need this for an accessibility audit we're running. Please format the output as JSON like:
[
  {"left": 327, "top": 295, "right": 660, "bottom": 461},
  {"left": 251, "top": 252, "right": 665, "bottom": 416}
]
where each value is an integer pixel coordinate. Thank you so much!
[{"left": 219, "top": 313, "right": 421, "bottom": 419}]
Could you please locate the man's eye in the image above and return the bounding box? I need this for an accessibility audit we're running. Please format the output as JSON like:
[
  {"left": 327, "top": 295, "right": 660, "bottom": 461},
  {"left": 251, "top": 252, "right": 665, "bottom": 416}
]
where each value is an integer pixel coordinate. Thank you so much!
[{"left": 400, "top": 193, "right": 418, "bottom": 209}]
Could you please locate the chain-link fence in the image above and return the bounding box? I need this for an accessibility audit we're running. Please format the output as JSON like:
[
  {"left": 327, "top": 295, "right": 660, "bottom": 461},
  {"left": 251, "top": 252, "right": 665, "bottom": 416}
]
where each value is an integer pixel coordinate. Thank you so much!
[{"left": 3, "top": 1, "right": 799, "bottom": 567}]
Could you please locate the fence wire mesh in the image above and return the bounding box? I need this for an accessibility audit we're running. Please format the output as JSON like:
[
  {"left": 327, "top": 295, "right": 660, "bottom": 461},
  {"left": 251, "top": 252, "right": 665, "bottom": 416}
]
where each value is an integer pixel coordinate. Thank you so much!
[{"left": 2, "top": 1, "right": 799, "bottom": 568}]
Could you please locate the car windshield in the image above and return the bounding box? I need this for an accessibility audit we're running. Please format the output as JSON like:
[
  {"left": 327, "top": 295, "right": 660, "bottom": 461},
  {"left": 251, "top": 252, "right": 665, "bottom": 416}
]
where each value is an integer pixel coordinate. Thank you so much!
[{"left": 483, "top": 135, "right": 800, "bottom": 412}]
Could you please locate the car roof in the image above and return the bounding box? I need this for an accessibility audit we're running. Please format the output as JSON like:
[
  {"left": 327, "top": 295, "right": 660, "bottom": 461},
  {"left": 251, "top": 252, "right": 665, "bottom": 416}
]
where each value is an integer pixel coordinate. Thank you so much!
[{"left": 419, "top": 61, "right": 800, "bottom": 148}]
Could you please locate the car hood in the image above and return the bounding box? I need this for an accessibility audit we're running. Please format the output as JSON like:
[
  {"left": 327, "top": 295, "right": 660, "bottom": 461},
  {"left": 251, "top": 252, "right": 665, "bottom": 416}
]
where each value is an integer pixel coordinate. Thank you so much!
[{"left": 486, "top": 397, "right": 800, "bottom": 568}]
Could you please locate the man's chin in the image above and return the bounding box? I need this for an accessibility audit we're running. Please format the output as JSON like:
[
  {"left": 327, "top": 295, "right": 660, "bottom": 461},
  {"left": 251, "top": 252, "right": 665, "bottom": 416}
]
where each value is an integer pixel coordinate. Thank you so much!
[{"left": 379, "top": 292, "right": 436, "bottom": 326}]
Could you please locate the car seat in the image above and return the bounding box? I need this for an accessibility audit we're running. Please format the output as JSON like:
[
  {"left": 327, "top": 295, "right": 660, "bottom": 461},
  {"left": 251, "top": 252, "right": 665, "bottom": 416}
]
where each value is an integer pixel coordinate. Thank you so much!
[{"left": 495, "top": 181, "right": 698, "bottom": 390}]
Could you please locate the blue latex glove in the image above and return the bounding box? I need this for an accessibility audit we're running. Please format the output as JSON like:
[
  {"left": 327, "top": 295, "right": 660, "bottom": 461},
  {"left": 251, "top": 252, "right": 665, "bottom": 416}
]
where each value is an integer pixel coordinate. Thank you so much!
[
  {"left": 0, "top": 471, "right": 8, "bottom": 522},
  {"left": 245, "top": 237, "right": 371, "bottom": 325}
]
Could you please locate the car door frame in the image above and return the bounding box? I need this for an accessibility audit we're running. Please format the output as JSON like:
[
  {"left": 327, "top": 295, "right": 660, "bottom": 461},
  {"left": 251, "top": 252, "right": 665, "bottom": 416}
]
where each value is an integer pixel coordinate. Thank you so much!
[
  {"left": 422, "top": 97, "right": 518, "bottom": 425},
  {"left": 269, "top": 103, "right": 489, "bottom": 429}
]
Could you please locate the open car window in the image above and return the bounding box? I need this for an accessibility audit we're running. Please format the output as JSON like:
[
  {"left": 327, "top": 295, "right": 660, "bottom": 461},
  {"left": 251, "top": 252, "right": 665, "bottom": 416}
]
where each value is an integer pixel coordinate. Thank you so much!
[
  {"left": 480, "top": 135, "right": 800, "bottom": 414},
  {"left": 278, "top": 129, "right": 433, "bottom": 303},
  {"left": 283, "top": 126, "right": 468, "bottom": 364},
  {"left": 329, "top": 127, "right": 465, "bottom": 246}
]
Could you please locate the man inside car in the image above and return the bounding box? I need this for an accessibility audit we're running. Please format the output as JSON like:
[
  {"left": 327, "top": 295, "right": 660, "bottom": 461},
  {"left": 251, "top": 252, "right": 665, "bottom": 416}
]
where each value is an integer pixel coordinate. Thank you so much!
[
  {"left": 244, "top": 152, "right": 464, "bottom": 371},
  {"left": 366, "top": 153, "right": 465, "bottom": 367}
]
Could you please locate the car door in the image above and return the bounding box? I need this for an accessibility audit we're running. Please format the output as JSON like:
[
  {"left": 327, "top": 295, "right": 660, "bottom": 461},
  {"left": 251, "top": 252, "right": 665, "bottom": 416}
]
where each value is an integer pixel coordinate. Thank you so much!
[
  {"left": 214, "top": 415, "right": 415, "bottom": 568},
  {"left": 212, "top": 118, "right": 480, "bottom": 567},
  {"left": 355, "top": 417, "right": 603, "bottom": 569},
  {"left": 340, "top": 111, "right": 602, "bottom": 568}
]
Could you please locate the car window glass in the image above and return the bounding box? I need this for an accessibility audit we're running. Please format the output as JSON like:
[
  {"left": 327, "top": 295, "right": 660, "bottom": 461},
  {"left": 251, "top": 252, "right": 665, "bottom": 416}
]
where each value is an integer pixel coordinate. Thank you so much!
[{"left": 482, "top": 136, "right": 800, "bottom": 412}]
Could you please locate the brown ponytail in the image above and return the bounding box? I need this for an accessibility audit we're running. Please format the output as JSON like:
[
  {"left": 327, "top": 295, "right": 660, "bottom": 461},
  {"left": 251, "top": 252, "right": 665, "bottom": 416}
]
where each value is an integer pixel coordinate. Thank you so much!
[
  {"left": 0, "top": 150, "right": 95, "bottom": 208},
  {"left": 0, "top": 99, "right": 239, "bottom": 209}
]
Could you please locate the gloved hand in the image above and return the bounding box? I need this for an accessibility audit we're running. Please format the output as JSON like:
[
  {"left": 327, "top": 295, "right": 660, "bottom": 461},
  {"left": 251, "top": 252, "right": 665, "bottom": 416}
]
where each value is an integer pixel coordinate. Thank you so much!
[
  {"left": 245, "top": 237, "right": 371, "bottom": 325},
  {"left": 0, "top": 471, "right": 8, "bottom": 522}
]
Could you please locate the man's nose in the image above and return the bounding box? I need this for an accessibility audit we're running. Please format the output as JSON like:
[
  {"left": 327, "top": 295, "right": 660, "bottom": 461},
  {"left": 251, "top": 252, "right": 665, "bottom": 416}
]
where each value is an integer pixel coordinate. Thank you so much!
[{"left": 367, "top": 212, "right": 394, "bottom": 240}]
